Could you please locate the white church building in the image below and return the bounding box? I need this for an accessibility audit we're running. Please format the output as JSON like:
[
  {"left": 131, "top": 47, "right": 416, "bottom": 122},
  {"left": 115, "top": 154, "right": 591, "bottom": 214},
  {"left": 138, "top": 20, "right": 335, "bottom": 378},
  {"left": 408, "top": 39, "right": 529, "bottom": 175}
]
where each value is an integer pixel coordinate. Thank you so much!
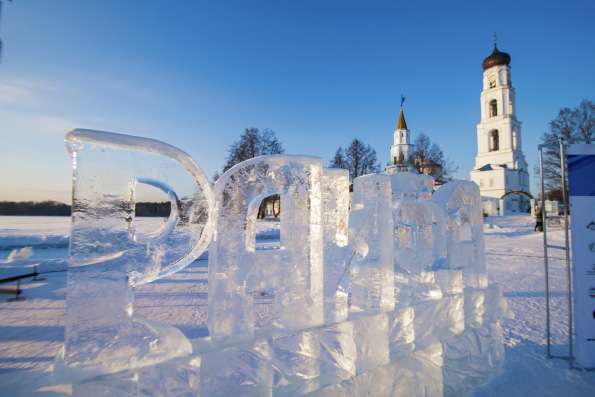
[
  {"left": 470, "top": 42, "right": 531, "bottom": 215},
  {"left": 385, "top": 98, "right": 443, "bottom": 179},
  {"left": 385, "top": 103, "right": 415, "bottom": 174}
]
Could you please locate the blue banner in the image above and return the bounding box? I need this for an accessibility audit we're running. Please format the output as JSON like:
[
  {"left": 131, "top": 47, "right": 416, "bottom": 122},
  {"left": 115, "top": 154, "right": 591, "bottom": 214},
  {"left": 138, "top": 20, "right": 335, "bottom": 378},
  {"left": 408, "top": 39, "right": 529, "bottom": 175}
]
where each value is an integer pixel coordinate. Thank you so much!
[{"left": 568, "top": 154, "right": 595, "bottom": 196}]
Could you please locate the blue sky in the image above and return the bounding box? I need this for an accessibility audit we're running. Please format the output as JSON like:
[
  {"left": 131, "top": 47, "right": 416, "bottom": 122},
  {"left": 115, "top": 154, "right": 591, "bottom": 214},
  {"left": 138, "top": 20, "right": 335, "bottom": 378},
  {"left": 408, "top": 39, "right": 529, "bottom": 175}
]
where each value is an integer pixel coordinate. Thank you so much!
[{"left": 0, "top": 0, "right": 594, "bottom": 202}]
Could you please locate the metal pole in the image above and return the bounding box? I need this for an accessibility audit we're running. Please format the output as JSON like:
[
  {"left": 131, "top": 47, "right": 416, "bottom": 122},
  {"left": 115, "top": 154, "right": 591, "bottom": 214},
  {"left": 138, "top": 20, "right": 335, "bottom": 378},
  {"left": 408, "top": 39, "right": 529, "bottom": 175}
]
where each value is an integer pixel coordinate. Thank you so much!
[
  {"left": 559, "top": 138, "right": 574, "bottom": 368},
  {"left": 539, "top": 145, "right": 551, "bottom": 358}
]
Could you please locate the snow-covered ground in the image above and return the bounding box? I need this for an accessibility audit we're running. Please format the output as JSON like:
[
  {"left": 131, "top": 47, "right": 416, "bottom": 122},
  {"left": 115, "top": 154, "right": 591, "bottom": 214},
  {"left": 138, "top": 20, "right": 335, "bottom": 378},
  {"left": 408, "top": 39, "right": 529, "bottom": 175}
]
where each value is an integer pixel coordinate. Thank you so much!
[
  {"left": 473, "top": 216, "right": 595, "bottom": 396},
  {"left": 0, "top": 216, "right": 70, "bottom": 248},
  {"left": 0, "top": 215, "right": 594, "bottom": 395}
]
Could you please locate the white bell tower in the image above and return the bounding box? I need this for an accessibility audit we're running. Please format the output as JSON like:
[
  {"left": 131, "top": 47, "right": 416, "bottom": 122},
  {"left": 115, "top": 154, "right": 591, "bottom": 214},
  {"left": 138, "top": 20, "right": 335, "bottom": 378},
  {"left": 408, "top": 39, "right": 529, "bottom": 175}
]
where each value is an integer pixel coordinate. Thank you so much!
[
  {"left": 470, "top": 37, "right": 530, "bottom": 214},
  {"left": 386, "top": 96, "right": 414, "bottom": 174}
]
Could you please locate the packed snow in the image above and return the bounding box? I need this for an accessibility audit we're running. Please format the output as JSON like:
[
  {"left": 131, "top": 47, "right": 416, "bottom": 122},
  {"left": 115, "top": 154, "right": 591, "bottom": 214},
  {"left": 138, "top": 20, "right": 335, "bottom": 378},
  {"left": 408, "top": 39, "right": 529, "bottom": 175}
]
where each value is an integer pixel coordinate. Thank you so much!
[
  {"left": 0, "top": 216, "right": 69, "bottom": 251},
  {"left": 0, "top": 215, "right": 594, "bottom": 395}
]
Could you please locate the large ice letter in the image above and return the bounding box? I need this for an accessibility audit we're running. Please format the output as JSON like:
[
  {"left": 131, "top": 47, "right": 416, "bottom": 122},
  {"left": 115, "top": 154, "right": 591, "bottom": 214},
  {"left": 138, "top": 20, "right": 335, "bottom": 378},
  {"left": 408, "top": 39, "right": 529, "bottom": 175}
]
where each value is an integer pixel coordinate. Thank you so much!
[
  {"left": 393, "top": 199, "right": 447, "bottom": 276},
  {"left": 208, "top": 155, "right": 324, "bottom": 340},
  {"left": 432, "top": 180, "right": 486, "bottom": 289},
  {"left": 348, "top": 174, "right": 395, "bottom": 314},
  {"left": 321, "top": 168, "right": 350, "bottom": 323},
  {"left": 62, "top": 129, "right": 214, "bottom": 378}
]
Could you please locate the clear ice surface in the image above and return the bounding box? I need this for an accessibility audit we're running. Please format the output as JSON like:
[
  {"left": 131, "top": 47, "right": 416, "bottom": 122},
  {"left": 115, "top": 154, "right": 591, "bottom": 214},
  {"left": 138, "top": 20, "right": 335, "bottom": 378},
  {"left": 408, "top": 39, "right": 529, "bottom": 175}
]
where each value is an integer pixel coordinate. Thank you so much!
[
  {"left": 208, "top": 155, "right": 324, "bottom": 340},
  {"left": 62, "top": 129, "right": 213, "bottom": 380},
  {"left": 432, "top": 180, "right": 486, "bottom": 288},
  {"left": 57, "top": 131, "right": 509, "bottom": 396},
  {"left": 348, "top": 174, "right": 395, "bottom": 314},
  {"left": 321, "top": 168, "right": 350, "bottom": 323}
]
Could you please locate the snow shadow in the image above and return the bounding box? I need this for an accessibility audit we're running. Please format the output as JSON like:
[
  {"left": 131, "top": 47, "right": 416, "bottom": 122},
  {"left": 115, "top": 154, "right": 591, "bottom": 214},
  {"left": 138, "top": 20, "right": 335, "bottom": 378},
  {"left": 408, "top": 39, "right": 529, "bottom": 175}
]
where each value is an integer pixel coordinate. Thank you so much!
[
  {"left": 504, "top": 290, "right": 567, "bottom": 298},
  {"left": 0, "top": 326, "right": 64, "bottom": 342},
  {"left": 471, "top": 340, "right": 595, "bottom": 397}
]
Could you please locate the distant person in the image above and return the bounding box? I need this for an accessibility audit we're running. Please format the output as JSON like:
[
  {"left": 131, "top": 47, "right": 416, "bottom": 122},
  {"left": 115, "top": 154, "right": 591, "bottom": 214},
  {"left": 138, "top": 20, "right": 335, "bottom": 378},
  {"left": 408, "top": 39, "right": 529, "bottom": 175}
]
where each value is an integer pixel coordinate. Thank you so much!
[{"left": 534, "top": 206, "right": 543, "bottom": 232}]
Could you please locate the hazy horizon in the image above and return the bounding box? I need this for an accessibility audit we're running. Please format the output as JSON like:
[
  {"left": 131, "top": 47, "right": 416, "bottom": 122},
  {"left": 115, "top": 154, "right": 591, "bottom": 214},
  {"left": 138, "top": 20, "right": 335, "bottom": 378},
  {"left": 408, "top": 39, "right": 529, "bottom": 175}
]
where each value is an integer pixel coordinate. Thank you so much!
[{"left": 1, "top": 1, "right": 594, "bottom": 203}]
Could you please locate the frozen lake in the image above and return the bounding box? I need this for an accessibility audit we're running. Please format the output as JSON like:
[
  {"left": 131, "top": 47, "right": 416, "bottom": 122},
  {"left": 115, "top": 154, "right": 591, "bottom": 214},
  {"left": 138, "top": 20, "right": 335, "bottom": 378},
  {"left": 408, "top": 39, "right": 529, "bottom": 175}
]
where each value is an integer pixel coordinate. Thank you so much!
[{"left": 0, "top": 215, "right": 594, "bottom": 396}]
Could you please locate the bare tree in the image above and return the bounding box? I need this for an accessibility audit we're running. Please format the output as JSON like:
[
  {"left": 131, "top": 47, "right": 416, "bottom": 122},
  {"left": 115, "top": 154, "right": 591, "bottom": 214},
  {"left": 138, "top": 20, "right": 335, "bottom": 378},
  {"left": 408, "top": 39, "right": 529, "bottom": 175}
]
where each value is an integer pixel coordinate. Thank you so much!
[
  {"left": 411, "top": 132, "right": 458, "bottom": 183},
  {"left": 0, "top": 1, "right": 13, "bottom": 63},
  {"left": 329, "top": 147, "right": 347, "bottom": 169},
  {"left": 212, "top": 171, "right": 220, "bottom": 183},
  {"left": 538, "top": 99, "right": 594, "bottom": 199},
  {"left": 222, "top": 128, "right": 284, "bottom": 172},
  {"left": 330, "top": 139, "right": 380, "bottom": 180},
  {"left": 220, "top": 128, "right": 284, "bottom": 219}
]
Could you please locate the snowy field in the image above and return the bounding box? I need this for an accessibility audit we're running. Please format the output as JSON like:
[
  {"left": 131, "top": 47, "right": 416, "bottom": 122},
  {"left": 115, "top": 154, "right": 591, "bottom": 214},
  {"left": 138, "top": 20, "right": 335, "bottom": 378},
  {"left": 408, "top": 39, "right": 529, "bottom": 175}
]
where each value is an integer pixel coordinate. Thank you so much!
[{"left": 0, "top": 215, "right": 594, "bottom": 395}]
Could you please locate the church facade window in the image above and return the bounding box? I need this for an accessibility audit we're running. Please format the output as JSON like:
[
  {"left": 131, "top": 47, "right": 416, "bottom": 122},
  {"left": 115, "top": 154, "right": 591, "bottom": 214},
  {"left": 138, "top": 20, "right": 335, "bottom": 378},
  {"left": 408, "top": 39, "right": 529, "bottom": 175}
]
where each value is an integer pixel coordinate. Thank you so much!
[
  {"left": 488, "top": 129, "right": 499, "bottom": 151},
  {"left": 489, "top": 99, "right": 498, "bottom": 117}
]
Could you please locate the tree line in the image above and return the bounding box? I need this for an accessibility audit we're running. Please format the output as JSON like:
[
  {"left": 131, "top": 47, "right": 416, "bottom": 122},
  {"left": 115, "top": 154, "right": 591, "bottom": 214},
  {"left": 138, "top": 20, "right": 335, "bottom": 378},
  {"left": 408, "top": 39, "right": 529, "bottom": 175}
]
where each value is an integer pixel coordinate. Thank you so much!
[
  {"left": 218, "top": 128, "right": 456, "bottom": 183},
  {"left": 209, "top": 126, "right": 457, "bottom": 219},
  {"left": 0, "top": 201, "right": 71, "bottom": 216},
  {"left": 7, "top": 99, "right": 590, "bottom": 217},
  {"left": 0, "top": 201, "right": 172, "bottom": 217}
]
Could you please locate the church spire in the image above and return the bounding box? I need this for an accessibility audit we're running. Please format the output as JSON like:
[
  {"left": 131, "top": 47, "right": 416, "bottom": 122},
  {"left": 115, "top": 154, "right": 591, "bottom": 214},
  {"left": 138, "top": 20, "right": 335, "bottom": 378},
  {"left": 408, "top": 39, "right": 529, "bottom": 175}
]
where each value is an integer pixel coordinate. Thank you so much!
[
  {"left": 387, "top": 94, "right": 414, "bottom": 174},
  {"left": 396, "top": 95, "right": 408, "bottom": 130},
  {"left": 396, "top": 108, "right": 408, "bottom": 130}
]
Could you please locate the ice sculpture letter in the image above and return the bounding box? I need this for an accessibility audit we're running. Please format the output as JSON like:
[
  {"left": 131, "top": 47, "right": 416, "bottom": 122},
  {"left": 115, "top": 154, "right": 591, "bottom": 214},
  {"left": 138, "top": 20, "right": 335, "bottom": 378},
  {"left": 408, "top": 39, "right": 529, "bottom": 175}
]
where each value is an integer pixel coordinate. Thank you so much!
[
  {"left": 391, "top": 173, "right": 447, "bottom": 278},
  {"left": 62, "top": 129, "right": 214, "bottom": 378},
  {"left": 432, "top": 180, "right": 486, "bottom": 289},
  {"left": 208, "top": 155, "right": 324, "bottom": 339},
  {"left": 432, "top": 180, "right": 507, "bottom": 396},
  {"left": 53, "top": 129, "right": 510, "bottom": 397},
  {"left": 321, "top": 168, "right": 350, "bottom": 323},
  {"left": 348, "top": 174, "right": 395, "bottom": 314}
]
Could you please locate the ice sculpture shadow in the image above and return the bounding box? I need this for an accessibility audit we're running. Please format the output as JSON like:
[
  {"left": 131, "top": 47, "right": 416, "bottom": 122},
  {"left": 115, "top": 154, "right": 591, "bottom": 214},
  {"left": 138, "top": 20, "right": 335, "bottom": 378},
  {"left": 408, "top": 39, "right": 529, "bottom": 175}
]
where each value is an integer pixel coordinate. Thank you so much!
[
  {"left": 470, "top": 340, "right": 595, "bottom": 397},
  {"left": 504, "top": 290, "right": 566, "bottom": 298}
]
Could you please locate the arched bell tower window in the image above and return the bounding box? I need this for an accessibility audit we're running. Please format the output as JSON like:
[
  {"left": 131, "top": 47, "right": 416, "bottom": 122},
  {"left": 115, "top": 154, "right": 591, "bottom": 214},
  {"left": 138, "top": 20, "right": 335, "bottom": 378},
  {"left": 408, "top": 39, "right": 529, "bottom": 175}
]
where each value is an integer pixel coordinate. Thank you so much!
[
  {"left": 489, "top": 130, "right": 499, "bottom": 152},
  {"left": 489, "top": 99, "right": 498, "bottom": 117},
  {"left": 512, "top": 129, "right": 518, "bottom": 150}
]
